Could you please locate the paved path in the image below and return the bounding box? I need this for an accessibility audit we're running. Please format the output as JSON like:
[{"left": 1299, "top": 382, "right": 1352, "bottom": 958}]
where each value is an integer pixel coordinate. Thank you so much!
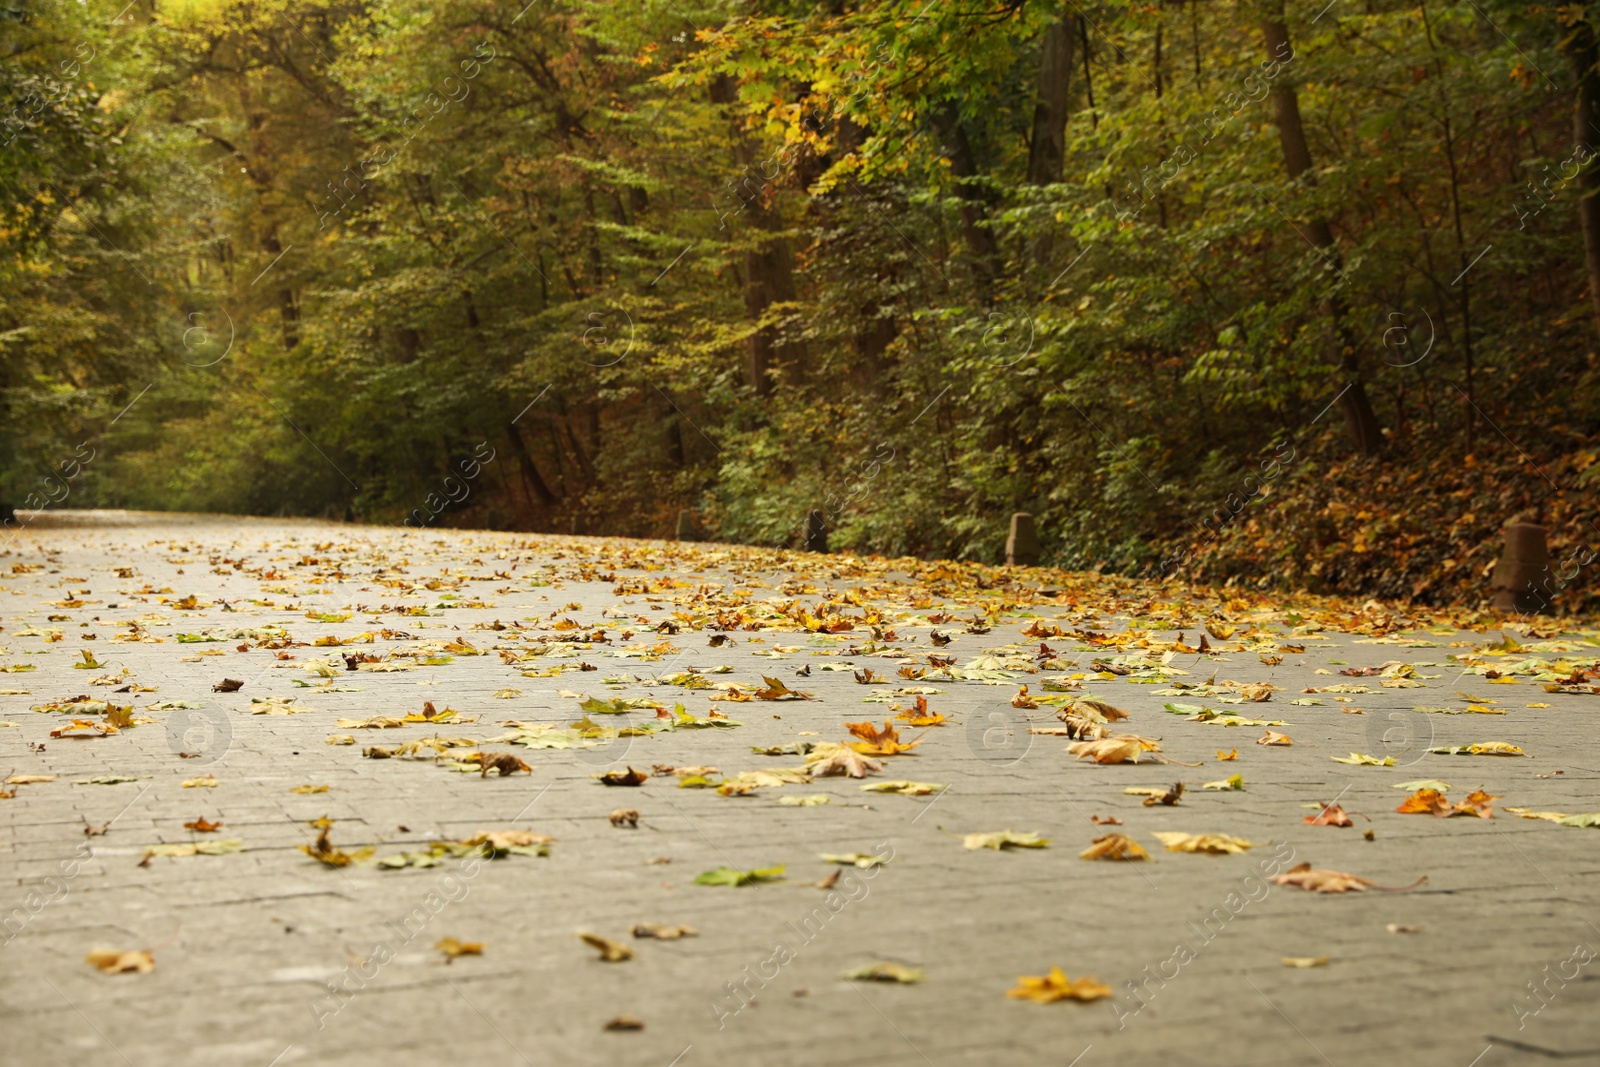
[{"left": 1, "top": 511, "right": 1596, "bottom": 1067}]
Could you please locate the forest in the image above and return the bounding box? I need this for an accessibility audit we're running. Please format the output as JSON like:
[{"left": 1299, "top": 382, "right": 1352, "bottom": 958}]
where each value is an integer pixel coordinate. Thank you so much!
[{"left": 3, "top": 0, "right": 1598, "bottom": 608}]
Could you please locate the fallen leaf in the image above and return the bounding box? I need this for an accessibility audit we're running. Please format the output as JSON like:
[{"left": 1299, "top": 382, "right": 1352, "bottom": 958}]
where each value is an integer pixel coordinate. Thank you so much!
[
  {"left": 1270, "top": 862, "right": 1425, "bottom": 894},
  {"left": 1504, "top": 808, "right": 1600, "bottom": 827},
  {"left": 143, "top": 838, "right": 245, "bottom": 862},
  {"left": 212, "top": 678, "right": 244, "bottom": 692},
  {"left": 1397, "top": 787, "right": 1497, "bottom": 818},
  {"left": 579, "top": 931, "right": 633, "bottom": 961},
  {"left": 1304, "top": 803, "right": 1353, "bottom": 827},
  {"left": 1426, "top": 742, "right": 1527, "bottom": 757},
  {"left": 1006, "top": 966, "right": 1112, "bottom": 1003},
  {"left": 964, "top": 830, "right": 1050, "bottom": 851},
  {"left": 632, "top": 923, "right": 698, "bottom": 940},
  {"left": 1201, "top": 775, "right": 1245, "bottom": 791},
  {"left": 807, "top": 744, "right": 882, "bottom": 778},
  {"left": 1257, "top": 730, "right": 1293, "bottom": 746},
  {"left": 845, "top": 719, "right": 921, "bottom": 756},
  {"left": 604, "top": 1016, "right": 645, "bottom": 1031},
  {"left": 1216, "top": 748, "right": 1238, "bottom": 761},
  {"left": 1281, "top": 956, "right": 1329, "bottom": 968},
  {"left": 1152, "top": 832, "right": 1255, "bottom": 854},
  {"left": 598, "top": 767, "right": 648, "bottom": 786},
  {"left": 85, "top": 948, "right": 154, "bottom": 974},
  {"left": 819, "top": 851, "right": 891, "bottom": 868},
  {"left": 1079, "top": 833, "right": 1150, "bottom": 861},
  {"left": 435, "top": 937, "right": 483, "bottom": 961},
  {"left": 1067, "top": 735, "right": 1163, "bottom": 764},
  {"left": 693, "top": 865, "right": 785, "bottom": 886},
  {"left": 181, "top": 775, "right": 220, "bottom": 788},
  {"left": 844, "top": 963, "right": 924, "bottom": 983},
  {"left": 1331, "top": 752, "right": 1395, "bottom": 766},
  {"left": 290, "top": 784, "right": 330, "bottom": 794},
  {"left": 860, "top": 780, "right": 944, "bottom": 796},
  {"left": 777, "top": 794, "right": 831, "bottom": 806},
  {"left": 183, "top": 817, "right": 223, "bottom": 832}
]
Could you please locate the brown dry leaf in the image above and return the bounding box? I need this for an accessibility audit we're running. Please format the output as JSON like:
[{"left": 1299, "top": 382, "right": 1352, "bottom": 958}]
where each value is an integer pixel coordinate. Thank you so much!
[
  {"left": 1073, "top": 699, "right": 1131, "bottom": 722},
  {"left": 85, "top": 948, "right": 154, "bottom": 975},
  {"left": 814, "top": 868, "right": 841, "bottom": 889},
  {"left": 845, "top": 719, "right": 920, "bottom": 756},
  {"left": 435, "top": 937, "right": 483, "bottom": 962},
  {"left": 1152, "top": 832, "right": 1255, "bottom": 854},
  {"left": 580, "top": 931, "right": 634, "bottom": 962},
  {"left": 1257, "top": 730, "right": 1293, "bottom": 747},
  {"left": 1006, "top": 966, "right": 1112, "bottom": 1004},
  {"left": 1141, "top": 782, "right": 1184, "bottom": 807},
  {"left": 604, "top": 1016, "right": 645, "bottom": 1031},
  {"left": 1010, "top": 685, "right": 1038, "bottom": 709},
  {"left": 1090, "top": 815, "right": 1122, "bottom": 825},
  {"left": 1079, "top": 833, "right": 1150, "bottom": 861},
  {"left": 893, "top": 695, "right": 945, "bottom": 726},
  {"left": 1396, "top": 787, "right": 1496, "bottom": 818},
  {"left": 212, "top": 678, "right": 244, "bottom": 693},
  {"left": 1067, "top": 735, "right": 1162, "bottom": 764},
  {"left": 1395, "top": 788, "right": 1451, "bottom": 816},
  {"left": 807, "top": 744, "right": 882, "bottom": 779},
  {"left": 755, "top": 675, "right": 812, "bottom": 700},
  {"left": 1304, "top": 803, "right": 1354, "bottom": 827},
  {"left": 632, "top": 923, "right": 698, "bottom": 940},
  {"left": 599, "top": 767, "right": 648, "bottom": 786},
  {"left": 1052, "top": 714, "right": 1110, "bottom": 741},
  {"left": 1270, "top": 862, "right": 1426, "bottom": 894},
  {"left": 184, "top": 816, "right": 223, "bottom": 832},
  {"left": 477, "top": 752, "right": 532, "bottom": 778},
  {"left": 299, "top": 820, "right": 374, "bottom": 867},
  {"left": 610, "top": 808, "right": 640, "bottom": 828},
  {"left": 1216, "top": 748, "right": 1238, "bottom": 761}
]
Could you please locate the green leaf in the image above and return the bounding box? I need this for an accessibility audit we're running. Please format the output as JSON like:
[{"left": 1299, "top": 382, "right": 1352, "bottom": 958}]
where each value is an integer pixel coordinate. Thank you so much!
[{"left": 693, "top": 865, "right": 785, "bottom": 886}]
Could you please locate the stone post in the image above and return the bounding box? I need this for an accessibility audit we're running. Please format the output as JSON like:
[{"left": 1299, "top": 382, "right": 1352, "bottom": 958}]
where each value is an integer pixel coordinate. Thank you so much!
[
  {"left": 804, "top": 510, "right": 828, "bottom": 553},
  {"left": 1006, "top": 512, "right": 1040, "bottom": 566},
  {"left": 675, "top": 509, "right": 701, "bottom": 542},
  {"left": 1489, "top": 521, "right": 1552, "bottom": 614}
]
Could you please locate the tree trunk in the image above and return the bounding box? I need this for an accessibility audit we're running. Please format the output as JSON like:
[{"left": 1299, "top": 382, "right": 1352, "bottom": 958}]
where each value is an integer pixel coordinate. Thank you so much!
[
  {"left": 1261, "top": 3, "right": 1383, "bottom": 456},
  {"left": 1027, "top": 12, "right": 1075, "bottom": 264},
  {"left": 710, "top": 75, "right": 806, "bottom": 395},
  {"left": 934, "top": 104, "right": 1000, "bottom": 288},
  {"left": 504, "top": 422, "right": 557, "bottom": 509},
  {"left": 1562, "top": 16, "right": 1600, "bottom": 343},
  {"left": 1026, "top": 15, "right": 1074, "bottom": 186}
]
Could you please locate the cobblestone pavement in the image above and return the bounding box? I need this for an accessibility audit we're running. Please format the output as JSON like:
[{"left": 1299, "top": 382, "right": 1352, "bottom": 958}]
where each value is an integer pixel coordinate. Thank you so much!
[{"left": 1, "top": 511, "right": 1597, "bottom": 1067}]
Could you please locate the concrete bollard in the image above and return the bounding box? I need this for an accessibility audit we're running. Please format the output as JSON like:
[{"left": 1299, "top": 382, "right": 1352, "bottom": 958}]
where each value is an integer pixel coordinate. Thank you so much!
[
  {"left": 676, "top": 509, "right": 701, "bottom": 542},
  {"left": 1489, "top": 521, "right": 1552, "bottom": 614},
  {"left": 805, "top": 510, "right": 829, "bottom": 553},
  {"left": 1006, "top": 512, "right": 1040, "bottom": 566}
]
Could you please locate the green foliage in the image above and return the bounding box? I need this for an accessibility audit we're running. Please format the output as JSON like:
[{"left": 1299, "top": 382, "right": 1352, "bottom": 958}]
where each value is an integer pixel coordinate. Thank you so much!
[{"left": 1, "top": 0, "right": 1595, "bottom": 607}]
